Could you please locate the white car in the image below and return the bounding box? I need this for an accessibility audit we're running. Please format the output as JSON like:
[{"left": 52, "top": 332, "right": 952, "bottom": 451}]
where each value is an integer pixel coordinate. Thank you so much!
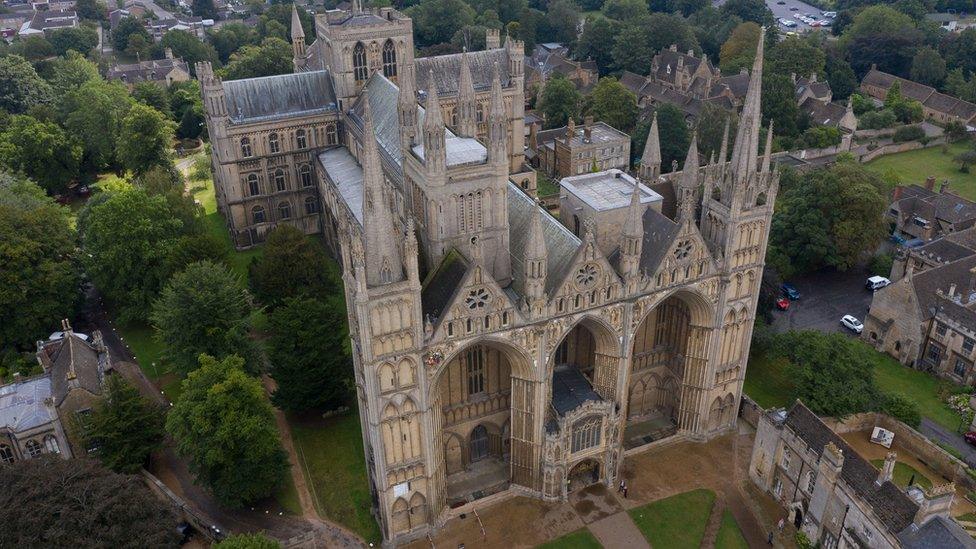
[{"left": 841, "top": 315, "right": 863, "bottom": 334}]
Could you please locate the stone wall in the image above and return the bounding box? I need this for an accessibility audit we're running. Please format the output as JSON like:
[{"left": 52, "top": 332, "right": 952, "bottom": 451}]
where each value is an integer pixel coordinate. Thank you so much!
[{"left": 739, "top": 394, "right": 763, "bottom": 428}]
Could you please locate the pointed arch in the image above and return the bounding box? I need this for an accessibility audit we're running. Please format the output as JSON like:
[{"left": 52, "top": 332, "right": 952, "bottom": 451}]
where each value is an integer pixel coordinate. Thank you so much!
[
  {"left": 382, "top": 39, "right": 397, "bottom": 77},
  {"left": 353, "top": 41, "right": 368, "bottom": 82}
]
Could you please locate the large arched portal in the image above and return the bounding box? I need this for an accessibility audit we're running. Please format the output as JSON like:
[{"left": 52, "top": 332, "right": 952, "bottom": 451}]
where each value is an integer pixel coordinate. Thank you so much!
[
  {"left": 551, "top": 318, "right": 621, "bottom": 402},
  {"left": 432, "top": 341, "right": 536, "bottom": 508},
  {"left": 625, "top": 292, "right": 713, "bottom": 448}
]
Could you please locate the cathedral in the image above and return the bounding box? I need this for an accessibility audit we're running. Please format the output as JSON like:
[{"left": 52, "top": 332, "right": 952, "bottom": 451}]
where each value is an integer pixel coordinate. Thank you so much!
[{"left": 198, "top": 4, "right": 777, "bottom": 544}]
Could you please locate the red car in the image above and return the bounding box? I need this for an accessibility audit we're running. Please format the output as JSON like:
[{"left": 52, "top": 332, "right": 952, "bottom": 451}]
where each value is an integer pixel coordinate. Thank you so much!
[
  {"left": 776, "top": 297, "right": 791, "bottom": 311},
  {"left": 965, "top": 432, "right": 976, "bottom": 446}
]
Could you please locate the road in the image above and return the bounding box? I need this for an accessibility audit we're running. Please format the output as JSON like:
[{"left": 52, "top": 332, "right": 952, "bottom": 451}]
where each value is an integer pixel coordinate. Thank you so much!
[
  {"left": 768, "top": 268, "right": 874, "bottom": 336},
  {"left": 920, "top": 418, "right": 976, "bottom": 468}
]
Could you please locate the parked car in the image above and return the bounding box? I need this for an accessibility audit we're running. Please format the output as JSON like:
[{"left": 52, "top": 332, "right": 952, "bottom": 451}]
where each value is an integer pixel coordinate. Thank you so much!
[
  {"left": 841, "top": 315, "right": 863, "bottom": 334},
  {"left": 781, "top": 283, "right": 801, "bottom": 300},
  {"left": 866, "top": 276, "right": 891, "bottom": 291},
  {"left": 783, "top": 19, "right": 798, "bottom": 27},
  {"left": 789, "top": 6, "right": 799, "bottom": 10},
  {"left": 776, "top": 297, "right": 791, "bottom": 311},
  {"left": 821, "top": 10, "right": 837, "bottom": 17},
  {"left": 965, "top": 431, "right": 976, "bottom": 446}
]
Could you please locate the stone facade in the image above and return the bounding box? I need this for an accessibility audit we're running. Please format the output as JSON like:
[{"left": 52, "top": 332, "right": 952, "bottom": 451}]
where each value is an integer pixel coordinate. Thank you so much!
[
  {"left": 200, "top": 8, "right": 778, "bottom": 545},
  {"left": 528, "top": 117, "right": 631, "bottom": 179}
]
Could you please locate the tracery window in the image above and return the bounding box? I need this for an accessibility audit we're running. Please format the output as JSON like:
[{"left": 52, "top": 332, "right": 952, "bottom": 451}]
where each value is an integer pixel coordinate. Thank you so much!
[
  {"left": 44, "top": 435, "right": 60, "bottom": 454},
  {"left": 269, "top": 133, "right": 280, "bottom": 154},
  {"left": 246, "top": 173, "right": 259, "bottom": 196},
  {"left": 353, "top": 42, "right": 368, "bottom": 82},
  {"left": 465, "top": 348, "right": 485, "bottom": 396},
  {"left": 25, "top": 439, "right": 42, "bottom": 458},
  {"left": 240, "top": 137, "right": 252, "bottom": 157},
  {"left": 274, "top": 169, "right": 286, "bottom": 192},
  {"left": 305, "top": 196, "right": 319, "bottom": 215},
  {"left": 326, "top": 123, "right": 338, "bottom": 145},
  {"left": 465, "top": 288, "right": 490, "bottom": 310},
  {"left": 299, "top": 164, "right": 312, "bottom": 187},
  {"left": 296, "top": 129, "right": 308, "bottom": 149},
  {"left": 278, "top": 201, "right": 292, "bottom": 220},
  {"left": 571, "top": 416, "right": 602, "bottom": 452},
  {"left": 382, "top": 39, "right": 397, "bottom": 77},
  {"left": 0, "top": 444, "right": 13, "bottom": 463},
  {"left": 252, "top": 205, "right": 266, "bottom": 223}
]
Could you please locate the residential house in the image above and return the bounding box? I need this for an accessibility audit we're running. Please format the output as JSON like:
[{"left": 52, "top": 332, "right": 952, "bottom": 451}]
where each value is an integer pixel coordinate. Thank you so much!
[
  {"left": 145, "top": 15, "right": 207, "bottom": 41},
  {"left": 107, "top": 48, "right": 191, "bottom": 88},
  {"left": 524, "top": 41, "right": 599, "bottom": 105},
  {"left": 886, "top": 179, "right": 976, "bottom": 243},
  {"left": 528, "top": 117, "right": 631, "bottom": 179},
  {"left": 18, "top": 8, "right": 76, "bottom": 36},
  {"left": 861, "top": 67, "right": 976, "bottom": 129}
]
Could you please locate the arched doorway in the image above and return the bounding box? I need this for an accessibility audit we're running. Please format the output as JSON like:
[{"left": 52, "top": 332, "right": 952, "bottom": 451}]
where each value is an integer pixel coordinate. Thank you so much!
[
  {"left": 625, "top": 291, "right": 712, "bottom": 448},
  {"left": 551, "top": 317, "right": 620, "bottom": 403},
  {"left": 567, "top": 459, "right": 601, "bottom": 493},
  {"left": 431, "top": 340, "right": 536, "bottom": 507}
]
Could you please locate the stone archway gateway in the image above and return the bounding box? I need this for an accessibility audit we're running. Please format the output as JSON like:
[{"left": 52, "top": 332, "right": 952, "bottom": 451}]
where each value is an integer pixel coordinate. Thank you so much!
[{"left": 567, "top": 459, "right": 601, "bottom": 493}]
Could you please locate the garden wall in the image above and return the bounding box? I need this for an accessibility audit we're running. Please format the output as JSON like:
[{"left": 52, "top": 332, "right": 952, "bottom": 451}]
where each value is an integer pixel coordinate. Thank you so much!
[
  {"left": 859, "top": 138, "right": 946, "bottom": 163},
  {"left": 827, "top": 412, "right": 976, "bottom": 490}
]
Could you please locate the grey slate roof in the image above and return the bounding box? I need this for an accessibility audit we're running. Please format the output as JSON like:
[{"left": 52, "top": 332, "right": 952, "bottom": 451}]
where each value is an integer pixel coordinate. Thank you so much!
[
  {"left": 0, "top": 376, "right": 55, "bottom": 434},
  {"left": 550, "top": 365, "right": 602, "bottom": 416},
  {"left": 349, "top": 74, "right": 408, "bottom": 168},
  {"left": 45, "top": 333, "right": 104, "bottom": 406},
  {"left": 507, "top": 182, "right": 581, "bottom": 295},
  {"left": 421, "top": 250, "right": 468, "bottom": 321},
  {"left": 318, "top": 147, "right": 364, "bottom": 226},
  {"left": 415, "top": 49, "right": 511, "bottom": 96},
  {"left": 800, "top": 97, "right": 847, "bottom": 127},
  {"left": 784, "top": 402, "right": 919, "bottom": 534},
  {"left": 223, "top": 70, "right": 337, "bottom": 124},
  {"left": 636, "top": 207, "right": 680, "bottom": 275},
  {"left": 898, "top": 515, "right": 976, "bottom": 548}
]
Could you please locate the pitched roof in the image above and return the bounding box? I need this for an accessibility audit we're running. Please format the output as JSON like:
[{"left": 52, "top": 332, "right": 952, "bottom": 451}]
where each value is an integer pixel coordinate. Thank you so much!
[
  {"left": 716, "top": 72, "right": 750, "bottom": 98},
  {"left": 800, "top": 97, "right": 847, "bottom": 127},
  {"left": 784, "top": 401, "right": 919, "bottom": 534},
  {"left": 550, "top": 365, "right": 602, "bottom": 416},
  {"left": 898, "top": 515, "right": 976, "bottom": 548},
  {"left": 415, "top": 49, "right": 511, "bottom": 96},
  {"left": 421, "top": 250, "right": 468, "bottom": 321},
  {"left": 635, "top": 207, "right": 680, "bottom": 275},
  {"left": 223, "top": 70, "right": 337, "bottom": 124},
  {"left": 0, "top": 376, "right": 56, "bottom": 434},
  {"left": 507, "top": 181, "right": 581, "bottom": 295},
  {"left": 41, "top": 332, "right": 106, "bottom": 406},
  {"left": 619, "top": 71, "right": 646, "bottom": 95},
  {"left": 107, "top": 57, "right": 189, "bottom": 84}
]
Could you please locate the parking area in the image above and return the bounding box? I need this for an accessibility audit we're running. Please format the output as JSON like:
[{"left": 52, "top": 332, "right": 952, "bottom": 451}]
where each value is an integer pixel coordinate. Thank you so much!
[
  {"left": 712, "top": 0, "right": 831, "bottom": 33},
  {"left": 769, "top": 269, "right": 876, "bottom": 336}
]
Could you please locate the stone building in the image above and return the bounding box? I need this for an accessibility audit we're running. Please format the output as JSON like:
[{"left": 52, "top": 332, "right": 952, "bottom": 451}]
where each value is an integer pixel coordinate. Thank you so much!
[
  {"left": 861, "top": 67, "right": 976, "bottom": 129},
  {"left": 528, "top": 117, "right": 631, "bottom": 179},
  {"left": 107, "top": 49, "right": 191, "bottom": 89},
  {"left": 749, "top": 401, "right": 972, "bottom": 548},
  {"left": 200, "top": 7, "right": 778, "bottom": 544},
  {"left": 1, "top": 322, "right": 111, "bottom": 464}
]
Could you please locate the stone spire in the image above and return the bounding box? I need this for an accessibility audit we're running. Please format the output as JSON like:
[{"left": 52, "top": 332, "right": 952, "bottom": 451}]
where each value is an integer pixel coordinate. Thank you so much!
[
  {"left": 361, "top": 96, "right": 404, "bottom": 286},
  {"left": 290, "top": 4, "right": 304, "bottom": 40},
  {"left": 523, "top": 206, "right": 547, "bottom": 304},
  {"left": 678, "top": 133, "right": 700, "bottom": 221},
  {"left": 488, "top": 62, "right": 507, "bottom": 167},
  {"left": 404, "top": 217, "right": 420, "bottom": 286},
  {"left": 639, "top": 112, "right": 661, "bottom": 180},
  {"left": 761, "top": 120, "right": 774, "bottom": 174},
  {"left": 456, "top": 49, "right": 478, "bottom": 137},
  {"left": 398, "top": 63, "right": 418, "bottom": 148},
  {"left": 422, "top": 70, "right": 446, "bottom": 172},
  {"left": 728, "top": 30, "right": 764, "bottom": 185},
  {"left": 620, "top": 179, "right": 644, "bottom": 281},
  {"left": 290, "top": 5, "right": 306, "bottom": 70}
]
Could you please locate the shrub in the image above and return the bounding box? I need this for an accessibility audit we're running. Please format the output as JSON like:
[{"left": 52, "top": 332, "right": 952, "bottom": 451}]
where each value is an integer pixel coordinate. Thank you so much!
[
  {"left": 859, "top": 109, "right": 897, "bottom": 130},
  {"left": 892, "top": 125, "right": 925, "bottom": 143},
  {"left": 881, "top": 393, "right": 921, "bottom": 428},
  {"left": 868, "top": 253, "right": 893, "bottom": 277}
]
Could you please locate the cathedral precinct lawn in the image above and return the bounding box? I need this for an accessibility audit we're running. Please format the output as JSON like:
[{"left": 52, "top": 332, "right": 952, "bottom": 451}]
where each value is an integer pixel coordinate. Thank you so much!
[
  {"left": 288, "top": 408, "right": 382, "bottom": 544},
  {"left": 536, "top": 528, "right": 603, "bottom": 549},
  {"left": 863, "top": 142, "right": 976, "bottom": 200},
  {"left": 742, "top": 350, "right": 794, "bottom": 409},
  {"left": 869, "top": 459, "right": 933, "bottom": 490},
  {"left": 715, "top": 510, "right": 750, "bottom": 549},
  {"left": 628, "top": 488, "right": 716, "bottom": 548}
]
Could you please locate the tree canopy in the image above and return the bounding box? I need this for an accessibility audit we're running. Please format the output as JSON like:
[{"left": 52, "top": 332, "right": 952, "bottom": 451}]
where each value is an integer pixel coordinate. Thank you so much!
[
  {"left": 0, "top": 115, "right": 82, "bottom": 194},
  {"left": 248, "top": 225, "right": 337, "bottom": 308},
  {"left": 221, "top": 37, "right": 293, "bottom": 80},
  {"left": 719, "top": 22, "right": 760, "bottom": 75},
  {"left": 586, "top": 77, "right": 638, "bottom": 133},
  {"left": 82, "top": 375, "right": 166, "bottom": 473},
  {"left": 0, "top": 55, "right": 52, "bottom": 114},
  {"left": 538, "top": 74, "right": 580, "bottom": 129},
  {"left": 166, "top": 354, "right": 288, "bottom": 507},
  {"left": 118, "top": 103, "right": 176, "bottom": 175}
]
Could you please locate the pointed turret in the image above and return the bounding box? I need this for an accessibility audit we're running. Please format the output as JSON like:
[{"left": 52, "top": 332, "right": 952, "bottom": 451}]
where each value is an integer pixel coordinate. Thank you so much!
[
  {"left": 761, "top": 121, "right": 774, "bottom": 174},
  {"left": 718, "top": 116, "right": 730, "bottom": 164},
  {"left": 398, "top": 63, "right": 418, "bottom": 148},
  {"left": 361, "top": 96, "right": 404, "bottom": 286},
  {"left": 422, "top": 70, "right": 446, "bottom": 173},
  {"left": 290, "top": 4, "right": 306, "bottom": 70},
  {"left": 405, "top": 217, "right": 420, "bottom": 286},
  {"left": 456, "top": 50, "right": 478, "bottom": 137},
  {"left": 678, "top": 133, "right": 700, "bottom": 221},
  {"left": 728, "top": 30, "right": 764, "bottom": 185},
  {"left": 523, "top": 206, "right": 547, "bottom": 305},
  {"left": 639, "top": 112, "right": 661, "bottom": 181},
  {"left": 620, "top": 179, "right": 644, "bottom": 281},
  {"left": 488, "top": 62, "right": 507, "bottom": 167}
]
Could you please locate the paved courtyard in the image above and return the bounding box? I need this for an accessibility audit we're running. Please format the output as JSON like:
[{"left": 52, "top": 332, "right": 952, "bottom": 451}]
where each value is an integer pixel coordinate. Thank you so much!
[
  {"left": 769, "top": 268, "right": 875, "bottom": 336},
  {"left": 406, "top": 425, "right": 792, "bottom": 548}
]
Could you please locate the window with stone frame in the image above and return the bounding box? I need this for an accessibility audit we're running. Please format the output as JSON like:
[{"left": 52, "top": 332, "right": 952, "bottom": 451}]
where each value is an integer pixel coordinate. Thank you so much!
[
  {"left": 278, "top": 201, "right": 292, "bottom": 220},
  {"left": 382, "top": 39, "right": 397, "bottom": 77},
  {"left": 304, "top": 196, "right": 319, "bottom": 215},
  {"left": 246, "top": 173, "right": 260, "bottom": 196},
  {"left": 274, "top": 169, "right": 287, "bottom": 192},
  {"left": 299, "top": 164, "right": 313, "bottom": 187},
  {"left": 25, "top": 439, "right": 42, "bottom": 458},
  {"left": 296, "top": 129, "right": 308, "bottom": 149},
  {"left": 781, "top": 448, "right": 791, "bottom": 470},
  {"left": 326, "top": 123, "right": 338, "bottom": 145},
  {"left": 927, "top": 342, "right": 943, "bottom": 363},
  {"left": 964, "top": 336, "right": 975, "bottom": 354},
  {"left": 465, "top": 348, "right": 485, "bottom": 396},
  {"left": 806, "top": 470, "right": 816, "bottom": 493},
  {"left": 936, "top": 322, "right": 948, "bottom": 336},
  {"left": 44, "top": 435, "right": 60, "bottom": 454},
  {"left": 353, "top": 42, "right": 368, "bottom": 82},
  {"left": 252, "top": 205, "right": 266, "bottom": 224},
  {"left": 268, "top": 133, "right": 281, "bottom": 154},
  {"left": 955, "top": 357, "right": 970, "bottom": 377},
  {"left": 571, "top": 416, "right": 602, "bottom": 453},
  {"left": 0, "top": 444, "right": 13, "bottom": 463},
  {"left": 240, "top": 137, "right": 253, "bottom": 157}
]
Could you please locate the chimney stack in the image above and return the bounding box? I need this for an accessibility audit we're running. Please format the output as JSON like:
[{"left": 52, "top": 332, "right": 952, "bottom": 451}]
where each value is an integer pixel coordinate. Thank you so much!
[
  {"left": 893, "top": 185, "right": 904, "bottom": 201},
  {"left": 940, "top": 180, "right": 950, "bottom": 194},
  {"left": 925, "top": 176, "right": 936, "bottom": 191},
  {"left": 950, "top": 283, "right": 957, "bottom": 298},
  {"left": 877, "top": 452, "right": 897, "bottom": 486},
  {"left": 164, "top": 47, "right": 173, "bottom": 59}
]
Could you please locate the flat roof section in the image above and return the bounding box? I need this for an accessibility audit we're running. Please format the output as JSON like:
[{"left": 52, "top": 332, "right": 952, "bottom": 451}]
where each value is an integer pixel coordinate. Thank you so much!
[{"left": 561, "top": 169, "right": 663, "bottom": 212}]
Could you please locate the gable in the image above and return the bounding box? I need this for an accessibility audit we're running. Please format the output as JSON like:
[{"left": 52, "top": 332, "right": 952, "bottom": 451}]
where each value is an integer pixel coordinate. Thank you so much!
[
  {"left": 642, "top": 218, "right": 717, "bottom": 291},
  {"left": 430, "top": 258, "right": 522, "bottom": 341},
  {"left": 548, "top": 231, "right": 623, "bottom": 312}
]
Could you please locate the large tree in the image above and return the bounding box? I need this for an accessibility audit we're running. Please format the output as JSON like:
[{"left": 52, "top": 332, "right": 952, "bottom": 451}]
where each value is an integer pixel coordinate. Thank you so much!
[
  {"left": 538, "top": 74, "right": 580, "bottom": 129},
  {"left": 0, "top": 173, "right": 79, "bottom": 350},
  {"left": 825, "top": 54, "right": 857, "bottom": 100},
  {"left": 0, "top": 456, "right": 181, "bottom": 547},
  {"left": 208, "top": 22, "right": 260, "bottom": 63},
  {"left": 48, "top": 26, "right": 99, "bottom": 56},
  {"left": 767, "top": 36, "right": 826, "bottom": 80},
  {"left": 719, "top": 22, "right": 760, "bottom": 75},
  {"left": 695, "top": 103, "right": 737, "bottom": 163},
  {"left": 545, "top": 0, "right": 581, "bottom": 46},
  {"left": 191, "top": 0, "right": 217, "bottom": 18},
  {"left": 151, "top": 260, "right": 256, "bottom": 375},
  {"left": 0, "top": 55, "right": 52, "bottom": 114},
  {"left": 118, "top": 103, "right": 176, "bottom": 175},
  {"left": 720, "top": 0, "right": 773, "bottom": 26},
  {"left": 268, "top": 297, "right": 350, "bottom": 412},
  {"left": 248, "top": 225, "right": 336, "bottom": 308},
  {"left": 221, "top": 37, "right": 293, "bottom": 80},
  {"left": 112, "top": 16, "right": 152, "bottom": 52},
  {"left": 632, "top": 103, "right": 689, "bottom": 172},
  {"left": 60, "top": 79, "right": 135, "bottom": 172},
  {"left": 406, "top": 0, "right": 475, "bottom": 47},
  {"left": 942, "top": 27, "right": 976, "bottom": 77},
  {"left": 910, "top": 46, "right": 946, "bottom": 88},
  {"left": 75, "top": 0, "right": 106, "bottom": 20},
  {"left": 601, "top": 0, "right": 648, "bottom": 21},
  {"left": 0, "top": 115, "right": 82, "bottom": 194},
  {"left": 761, "top": 73, "right": 802, "bottom": 138},
  {"left": 586, "top": 77, "right": 638, "bottom": 133},
  {"left": 841, "top": 5, "right": 920, "bottom": 77},
  {"left": 166, "top": 354, "right": 288, "bottom": 508},
  {"left": 158, "top": 30, "right": 219, "bottom": 68},
  {"left": 576, "top": 16, "right": 619, "bottom": 74},
  {"left": 83, "top": 375, "right": 166, "bottom": 473},
  {"left": 47, "top": 50, "right": 100, "bottom": 97}
]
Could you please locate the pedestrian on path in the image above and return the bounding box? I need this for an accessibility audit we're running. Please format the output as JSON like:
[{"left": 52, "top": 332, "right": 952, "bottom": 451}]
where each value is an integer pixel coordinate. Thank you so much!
[
  {"left": 777, "top": 517, "right": 785, "bottom": 532},
  {"left": 623, "top": 484, "right": 628, "bottom": 499},
  {"left": 767, "top": 531, "right": 774, "bottom": 545},
  {"left": 618, "top": 480, "right": 624, "bottom": 493}
]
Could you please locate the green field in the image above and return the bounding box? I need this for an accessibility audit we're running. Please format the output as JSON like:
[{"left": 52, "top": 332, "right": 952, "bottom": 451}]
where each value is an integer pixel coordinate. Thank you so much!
[
  {"left": 289, "top": 409, "right": 382, "bottom": 544},
  {"left": 715, "top": 510, "right": 750, "bottom": 549},
  {"left": 628, "top": 489, "right": 716, "bottom": 548},
  {"left": 274, "top": 473, "right": 303, "bottom": 516},
  {"left": 743, "top": 350, "right": 794, "bottom": 409},
  {"left": 869, "top": 459, "right": 933, "bottom": 490},
  {"left": 863, "top": 142, "right": 976, "bottom": 200},
  {"left": 536, "top": 529, "right": 603, "bottom": 549}
]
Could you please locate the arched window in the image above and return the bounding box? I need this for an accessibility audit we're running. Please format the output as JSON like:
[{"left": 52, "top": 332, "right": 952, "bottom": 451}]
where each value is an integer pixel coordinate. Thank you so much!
[
  {"left": 304, "top": 196, "right": 319, "bottom": 215},
  {"left": 326, "top": 123, "right": 338, "bottom": 145},
  {"left": 274, "top": 169, "right": 286, "bottom": 192},
  {"left": 240, "top": 137, "right": 252, "bottom": 158},
  {"left": 571, "top": 416, "right": 602, "bottom": 452},
  {"left": 476, "top": 103, "right": 485, "bottom": 122},
  {"left": 450, "top": 108, "right": 458, "bottom": 127},
  {"left": 469, "top": 425, "right": 489, "bottom": 462},
  {"left": 353, "top": 42, "right": 368, "bottom": 82},
  {"left": 252, "top": 205, "right": 266, "bottom": 224},
  {"left": 296, "top": 129, "right": 307, "bottom": 149},
  {"left": 278, "top": 201, "right": 292, "bottom": 220},
  {"left": 25, "top": 439, "right": 42, "bottom": 458},
  {"left": 246, "top": 173, "right": 259, "bottom": 196},
  {"left": 44, "top": 435, "right": 60, "bottom": 454},
  {"left": 268, "top": 133, "right": 280, "bottom": 154},
  {"left": 299, "top": 165, "right": 312, "bottom": 187},
  {"left": 382, "top": 39, "right": 397, "bottom": 77},
  {"left": 0, "top": 444, "right": 13, "bottom": 463}
]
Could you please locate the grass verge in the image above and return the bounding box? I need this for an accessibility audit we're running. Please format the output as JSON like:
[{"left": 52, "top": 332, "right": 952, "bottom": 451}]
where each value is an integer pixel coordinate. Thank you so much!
[
  {"left": 869, "top": 459, "right": 933, "bottom": 490},
  {"left": 863, "top": 142, "right": 976, "bottom": 200},
  {"left": 628, "top": 488, "right": 716, "bottom": 548},
  {"left": 715, "top": 510, "right": 749, "bottom": 549},
  {"left": 536, "top": 528, "right": 603, "bottom": 549}
]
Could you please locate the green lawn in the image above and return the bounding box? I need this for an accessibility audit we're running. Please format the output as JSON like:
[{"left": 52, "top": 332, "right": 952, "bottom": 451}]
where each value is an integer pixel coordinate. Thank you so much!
[
  {"left": 715, "top": 510, "right": 749, "bottom": 549},
  {"left": 274, "top": 473, "right": 304, "bottom": 516},
  {"left": 863, "top": 142, "right": 976, "bottom": 200},
  {"left": 537, "top": 173, "right": 560, "bottom": 197},
  {"left": 628, "top": 489, "right": 716, "bottom": 548},
  {"left": 873, "top": 356, "right": 962, "bottom": 432},
  {"left": 743, "top": 350, "right": 794, "bottom": 409},
  {"left": 869, "top": 459, "right": 933, "bottom": 490},
  {"left": 289, "top": 409, "right": 382, "bottom": 544},
  {"left": 188, "top": 168, "right": 263, "bottom": 279},
  {"left": 536, "top": 528, "right": 603, "bottom": 549}
]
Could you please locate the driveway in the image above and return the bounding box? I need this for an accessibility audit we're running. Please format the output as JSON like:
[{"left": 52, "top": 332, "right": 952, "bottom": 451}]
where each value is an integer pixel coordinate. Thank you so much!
[
  {"left": 769, "top": 269, "right": 875, "bottom": 336},
  {"left": 920, "top": 417, "right": 976, "bottom": 468}
]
